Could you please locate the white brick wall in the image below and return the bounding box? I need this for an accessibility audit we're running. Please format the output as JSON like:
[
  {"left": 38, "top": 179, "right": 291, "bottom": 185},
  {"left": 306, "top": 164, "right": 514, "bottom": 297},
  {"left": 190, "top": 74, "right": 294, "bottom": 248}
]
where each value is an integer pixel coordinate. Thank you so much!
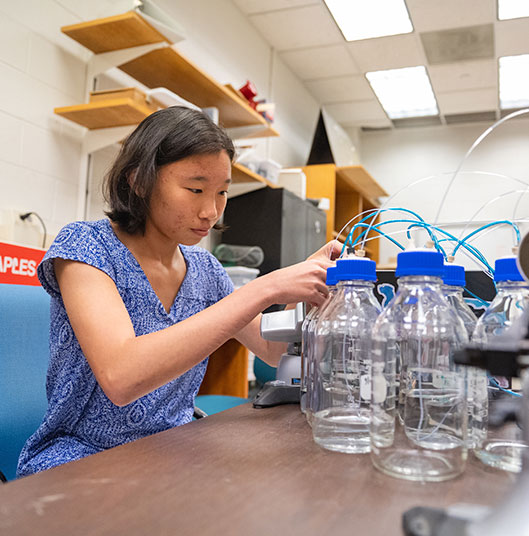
[{"left": 0, "top": 0, "right": 91, "bottom": 243}]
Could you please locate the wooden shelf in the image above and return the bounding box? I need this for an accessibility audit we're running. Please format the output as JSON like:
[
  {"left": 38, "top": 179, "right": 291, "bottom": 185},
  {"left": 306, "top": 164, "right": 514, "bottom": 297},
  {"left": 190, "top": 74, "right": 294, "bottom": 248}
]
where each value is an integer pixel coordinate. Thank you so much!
[
  {"left": 336, "top": 165, "right": 388, "bottom": 205},
  {"left": 231, "top": 163, "right": 277, "bottom": 188},
  {"left": 304, "top": 164, "right": 384, "bottom": 263},
  {"left": 54, "top": 98, "right": 155, "bottom": 129},
  {"left": 60, "top": 12, "right": 277, "bottom": 132},
  {"left": 119, "top": 47, "right": 268, "bottom": 128},
  {"left": 61, "top": 12, "right": 171, "bottom": 54}
]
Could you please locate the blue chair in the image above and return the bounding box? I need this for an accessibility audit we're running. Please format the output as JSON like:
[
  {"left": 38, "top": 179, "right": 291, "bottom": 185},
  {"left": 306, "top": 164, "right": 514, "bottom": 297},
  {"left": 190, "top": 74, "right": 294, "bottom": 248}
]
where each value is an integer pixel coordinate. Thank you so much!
[
  {"left": 194, "top": 356, "right": 277, "bottom": 418},
  {"left": 253, "top": 356, "right": 276, "bottom": 385},
  {"left": 0, "top": 284, "right": 50, "bottom": 481}
]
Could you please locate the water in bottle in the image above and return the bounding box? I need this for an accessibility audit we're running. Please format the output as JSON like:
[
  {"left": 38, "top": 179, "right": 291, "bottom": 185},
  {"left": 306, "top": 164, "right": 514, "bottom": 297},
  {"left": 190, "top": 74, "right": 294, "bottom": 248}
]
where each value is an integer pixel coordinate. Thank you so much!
[
  {"left": 312, "top": 257, "right": 381, "bottom": 453},
  {"left": 370, "top": 248, "right": 469, "bottom": 481},
  {"left": 472, "top": 256, "right": 529, "bottom": 472}
]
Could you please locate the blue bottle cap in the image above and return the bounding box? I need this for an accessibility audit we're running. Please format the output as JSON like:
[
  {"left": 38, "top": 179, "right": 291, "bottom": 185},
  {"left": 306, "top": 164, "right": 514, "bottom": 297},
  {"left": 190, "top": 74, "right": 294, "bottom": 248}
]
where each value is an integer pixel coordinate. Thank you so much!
[
  {"left": 335, "top": 257, "right": 377, "bottom": 282},
  {"left": 395, "top": 248, "right": 444, "bottom": 278},
  {"left": 326, "top": 266, "right": 338, "bottom": 286},
  {"left": 443, "top": 263, "right": 466, "bottom": 287},
  {"left": 494, "top": 256, "right": 524, "bottom": 282}
]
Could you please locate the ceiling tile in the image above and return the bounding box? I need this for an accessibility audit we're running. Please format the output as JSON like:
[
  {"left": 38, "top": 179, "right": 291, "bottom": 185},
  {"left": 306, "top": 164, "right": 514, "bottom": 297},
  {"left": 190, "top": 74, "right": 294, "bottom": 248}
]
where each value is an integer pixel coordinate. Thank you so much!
[
  {"left": 429, "top": 59, "right": 497, "bottom": 93},
  {"left": 420, "top": 24, "right": 494, "bottom": 64},
  {"left": 347, "top": 34, "right": 426, "bottom": 72},
  {"left": 280, "top": 44, "right": 359, "bottom": 80},
  {"left": 249, "top": 5, "right": 342, "bottom": 50},
  {"left": 496, "top": 18, "right": 529, "bottom": 57},
  {"left": 305, "top": 75, "right": 373, "bottom": 103},
  {"left": 324, "top": 100, "right": 388, "bottom": 125},
  {"left": 406, "top": 0, "right": 496, "bottom": 32},
  {"left": 232, "top": 0, "right": 319, "bottom": 15},
  {"left": 437, "top": 88, "right": 498, "bottom": 114}
]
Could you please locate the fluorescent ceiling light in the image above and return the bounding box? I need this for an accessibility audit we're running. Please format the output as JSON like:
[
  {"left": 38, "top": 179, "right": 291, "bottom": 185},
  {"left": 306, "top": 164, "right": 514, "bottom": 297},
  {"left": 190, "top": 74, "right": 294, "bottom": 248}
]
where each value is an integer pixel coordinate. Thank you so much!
[
  {"left": 499, "top": 54, "right": 529, "bottom": 108},
  {"left": 366, "top": 66, "right": 438, "bottom": 119},
  {"left": 324, "top": 0, "right": 413, "bottom": 41},
  {"left": 498, "top": 0, "right": 529, "bottom": 20}
]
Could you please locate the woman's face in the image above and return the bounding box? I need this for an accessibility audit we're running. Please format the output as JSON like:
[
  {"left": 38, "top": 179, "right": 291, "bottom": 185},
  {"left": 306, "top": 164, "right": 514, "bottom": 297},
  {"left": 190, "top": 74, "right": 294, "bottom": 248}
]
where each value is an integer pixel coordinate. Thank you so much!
[{"left": 146, "top": 150, "right": 232, "bottom": 245}]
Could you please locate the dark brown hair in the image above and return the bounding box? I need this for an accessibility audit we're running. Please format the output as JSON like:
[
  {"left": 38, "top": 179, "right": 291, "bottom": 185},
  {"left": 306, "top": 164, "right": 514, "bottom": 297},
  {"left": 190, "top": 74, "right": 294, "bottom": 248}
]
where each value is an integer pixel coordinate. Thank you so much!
[{"left": 104, "top": 106, "right": 235, "bottom": 234}]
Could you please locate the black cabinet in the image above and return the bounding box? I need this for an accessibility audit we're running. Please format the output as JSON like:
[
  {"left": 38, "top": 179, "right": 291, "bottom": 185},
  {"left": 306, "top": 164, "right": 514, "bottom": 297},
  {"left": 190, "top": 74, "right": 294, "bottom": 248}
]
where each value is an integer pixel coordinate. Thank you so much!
[{"left": 221, "top": 187, "right": 327, "bottom": 276}]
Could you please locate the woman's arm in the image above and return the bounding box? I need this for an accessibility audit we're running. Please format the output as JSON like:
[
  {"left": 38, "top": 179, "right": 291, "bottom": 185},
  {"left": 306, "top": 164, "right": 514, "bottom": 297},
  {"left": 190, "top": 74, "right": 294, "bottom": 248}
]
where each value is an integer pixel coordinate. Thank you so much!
[
  {"left": 232, "top": 241, "right": 342, "bottom": 365},
  {"left": 55, "top": 242, "right": 337, "bottom": 406}
]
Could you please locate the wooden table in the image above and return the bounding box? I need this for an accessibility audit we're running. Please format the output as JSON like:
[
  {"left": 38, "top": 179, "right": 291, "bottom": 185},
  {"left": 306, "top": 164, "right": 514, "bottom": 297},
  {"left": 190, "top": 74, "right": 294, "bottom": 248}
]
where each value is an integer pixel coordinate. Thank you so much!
[{"left": 0, "top": 404, "right": 516, "bottom": 535}]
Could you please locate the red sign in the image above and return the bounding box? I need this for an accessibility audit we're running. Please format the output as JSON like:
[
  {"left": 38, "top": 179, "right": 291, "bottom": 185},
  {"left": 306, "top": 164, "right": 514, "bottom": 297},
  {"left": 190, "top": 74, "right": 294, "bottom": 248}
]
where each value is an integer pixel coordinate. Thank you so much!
[{"left": 0, "top": 241, "right": 46, "bottom": 286}]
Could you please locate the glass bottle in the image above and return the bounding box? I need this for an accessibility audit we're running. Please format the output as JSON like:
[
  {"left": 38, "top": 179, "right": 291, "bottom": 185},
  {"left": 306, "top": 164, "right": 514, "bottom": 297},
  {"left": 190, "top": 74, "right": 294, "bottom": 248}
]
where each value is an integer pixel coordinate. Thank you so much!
[
  {"left": 443, "top": 263, "right": 478, "bottom": 338},
  {"left": 312, "top": 257, "right": 381, "bottom": 453},
  {"left": 472, "top": 256, "right": 529, "bottom": 472},
  {"left": 370, "top": 248, "right": 469, "bottom": 481},
  {"left": 300, "top": 305, "right": 318, "bottom": 415},
  {"left": 303, "top": 267, "right": 338, "bottom": 424},
  {"left": 443, "top": 263, "right": 479, "bottom": 448}
]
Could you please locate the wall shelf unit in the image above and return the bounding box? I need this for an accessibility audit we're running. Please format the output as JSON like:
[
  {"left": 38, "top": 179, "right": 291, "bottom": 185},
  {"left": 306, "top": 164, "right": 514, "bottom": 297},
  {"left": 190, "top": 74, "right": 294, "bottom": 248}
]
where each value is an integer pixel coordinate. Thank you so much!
[
  {"left": 303, "top": 164, "right": 388, "bottom": 263},
  {"left": 60, "top": 11, "right": 278, "bottom": 134},
  {"left": 58, "top": 9, "right": 280, "bottom": 221}
]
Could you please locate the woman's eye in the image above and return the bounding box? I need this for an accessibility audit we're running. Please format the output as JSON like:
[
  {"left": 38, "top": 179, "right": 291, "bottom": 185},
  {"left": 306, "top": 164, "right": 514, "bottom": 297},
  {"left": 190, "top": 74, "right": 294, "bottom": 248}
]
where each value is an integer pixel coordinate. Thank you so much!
[
  {"left": 219, "top": 190, "right": 228, "bottom": 196},
  {"left": 188, "top": 188, "right": 202, "bottom": 194}
]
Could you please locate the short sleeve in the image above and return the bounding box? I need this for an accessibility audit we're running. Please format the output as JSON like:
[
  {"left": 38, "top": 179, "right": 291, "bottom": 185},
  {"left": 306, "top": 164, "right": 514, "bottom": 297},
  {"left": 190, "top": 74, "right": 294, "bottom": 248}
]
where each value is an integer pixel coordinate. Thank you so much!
[
  {"left": 199, "top": 250, "right": 234, "bottom": 301},
  {"left": 216, "top": 261, "right": 234, "bottom": 301},
  {"left": 38, "top": 222, "right": 117, "bottom": 299}
]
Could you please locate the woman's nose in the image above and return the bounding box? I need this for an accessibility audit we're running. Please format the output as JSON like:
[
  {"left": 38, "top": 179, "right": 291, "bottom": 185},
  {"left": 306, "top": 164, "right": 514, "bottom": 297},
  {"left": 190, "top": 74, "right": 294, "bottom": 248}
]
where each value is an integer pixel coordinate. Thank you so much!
[{"left": 199, "top": 198, "right": 218, "bottom": 220}]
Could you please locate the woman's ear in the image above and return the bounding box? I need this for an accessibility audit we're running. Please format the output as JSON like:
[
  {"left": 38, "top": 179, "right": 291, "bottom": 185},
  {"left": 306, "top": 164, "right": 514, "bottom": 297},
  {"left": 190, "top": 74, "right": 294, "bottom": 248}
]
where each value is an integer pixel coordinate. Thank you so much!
[{"left": 127, "top": 168, "right": 145, "bottom": 198}]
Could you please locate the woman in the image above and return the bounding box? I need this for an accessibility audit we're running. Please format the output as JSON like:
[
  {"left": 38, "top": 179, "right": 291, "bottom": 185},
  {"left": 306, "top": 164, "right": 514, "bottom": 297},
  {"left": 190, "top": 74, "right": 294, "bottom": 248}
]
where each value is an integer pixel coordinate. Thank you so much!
[{"left": 17, "top": 106, "right": 339, "bottom": 476}]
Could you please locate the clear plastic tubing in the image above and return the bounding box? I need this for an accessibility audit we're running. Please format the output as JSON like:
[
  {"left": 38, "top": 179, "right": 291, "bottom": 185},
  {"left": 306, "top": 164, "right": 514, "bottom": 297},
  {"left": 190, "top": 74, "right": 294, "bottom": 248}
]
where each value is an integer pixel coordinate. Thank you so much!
[
  {"left": 357, "top": 226, "right": 495, "bottom": 277},
  {"left": 433, "top": 108, "right": 529, "bottom": 227},
  {"left": 472, "top": 256, "right": 529, "bottom": 473},
  {"left": 370, "top": 248, "right": 469, "bottom": 481},
  {"left": 358, "top": 169, "right": 529, "bottom": 252},
  {"left": 312, "top": 257, "right": 382, "bottom": 454},
  {"left": 442, "top": 263, "right": 479, "bottom": 449},
  {"left": 455, "top": 189, "right": 526, "bottom": 250},
  {"left": 301, "top": 266, "right": 338, "bottom": 421}
]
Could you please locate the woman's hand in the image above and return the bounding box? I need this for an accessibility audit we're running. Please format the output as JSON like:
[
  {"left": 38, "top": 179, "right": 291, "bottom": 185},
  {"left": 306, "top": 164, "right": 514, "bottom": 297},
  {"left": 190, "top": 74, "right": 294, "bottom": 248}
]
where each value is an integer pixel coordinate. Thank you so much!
[
  {"left": 250, "top": 241, "right": 340, "bottom": 308},
  {"left": 307, "top": 240, "right": 342, "bottom": 263}
]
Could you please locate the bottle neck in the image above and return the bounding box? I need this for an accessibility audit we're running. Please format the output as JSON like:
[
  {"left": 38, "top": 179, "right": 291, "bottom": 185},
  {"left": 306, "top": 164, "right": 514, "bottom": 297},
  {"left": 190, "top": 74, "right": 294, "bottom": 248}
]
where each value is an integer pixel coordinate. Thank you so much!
[
  {"left": 495, "top": 280, "right": 529, "bottom": 291},
  {"left": 442, "top": 284, "right": 464, "bottom": 295},
  {"left": 398, "top": 275, "right": 443, "bottom": 287},
  {"left": 336, "top": 279, "right": 374, "bottom": 289}
]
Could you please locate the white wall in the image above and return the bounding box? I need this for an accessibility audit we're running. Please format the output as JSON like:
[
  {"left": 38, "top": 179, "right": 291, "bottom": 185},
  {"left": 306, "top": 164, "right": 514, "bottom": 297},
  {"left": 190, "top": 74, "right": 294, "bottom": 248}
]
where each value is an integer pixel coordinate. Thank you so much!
[
  {"left": 356, "top": 118, "right": 529, "bottom": 270},
  {"left": 0, "top": 0, "right": 88, "bottom": 245},
  {"left": 0, "top": 0, "right": 320, "bottom": 247}
]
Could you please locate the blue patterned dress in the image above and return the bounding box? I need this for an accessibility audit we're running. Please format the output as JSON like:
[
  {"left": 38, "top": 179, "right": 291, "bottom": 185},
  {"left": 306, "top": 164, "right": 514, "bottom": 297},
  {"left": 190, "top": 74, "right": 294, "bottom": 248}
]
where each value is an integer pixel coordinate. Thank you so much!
[{"left": 17, "top": 219, "right": 233, "bottom": 477}]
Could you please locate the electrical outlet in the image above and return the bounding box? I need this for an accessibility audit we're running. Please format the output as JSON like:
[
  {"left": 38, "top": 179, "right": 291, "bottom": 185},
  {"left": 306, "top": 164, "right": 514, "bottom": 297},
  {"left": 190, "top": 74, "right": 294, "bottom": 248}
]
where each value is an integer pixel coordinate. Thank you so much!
[{"left": 0, "top": 209, "right": 45, "bottom": 248}]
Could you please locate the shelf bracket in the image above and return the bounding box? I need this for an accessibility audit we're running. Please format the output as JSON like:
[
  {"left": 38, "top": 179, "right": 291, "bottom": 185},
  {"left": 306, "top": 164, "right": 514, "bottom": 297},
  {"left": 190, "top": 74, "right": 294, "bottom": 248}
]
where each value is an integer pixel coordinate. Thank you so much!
[
  {"left": 82, "top": 125, "right": 136, "bottom": 154},
  {"left": 87, "top": 41, "right": 171, "bottom": 80}
]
